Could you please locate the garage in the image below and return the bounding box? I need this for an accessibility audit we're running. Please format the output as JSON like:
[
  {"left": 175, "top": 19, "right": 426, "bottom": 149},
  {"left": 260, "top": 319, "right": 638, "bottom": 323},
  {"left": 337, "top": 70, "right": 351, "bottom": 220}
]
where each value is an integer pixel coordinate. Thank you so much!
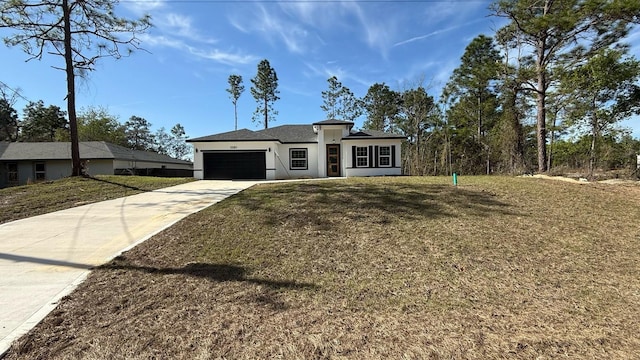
[{"left": 203, "top": 151, "right": 266, "bottom": 180}]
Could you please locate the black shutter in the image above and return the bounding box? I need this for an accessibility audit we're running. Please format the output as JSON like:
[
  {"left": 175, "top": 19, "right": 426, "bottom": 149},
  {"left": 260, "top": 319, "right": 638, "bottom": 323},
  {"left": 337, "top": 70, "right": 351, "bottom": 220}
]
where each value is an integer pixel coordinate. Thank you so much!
[
  {"left": 374, "top": 146, "right": 379, "bottom": 168},
  {"left": 391, "top": 145, "right": 396, "bottom": 167},
  {"left": 368, "top": 146, "right": 374, "bottom": 168},
  {"left": 352, "top": 146, "right": 356, "bottom": 168}
]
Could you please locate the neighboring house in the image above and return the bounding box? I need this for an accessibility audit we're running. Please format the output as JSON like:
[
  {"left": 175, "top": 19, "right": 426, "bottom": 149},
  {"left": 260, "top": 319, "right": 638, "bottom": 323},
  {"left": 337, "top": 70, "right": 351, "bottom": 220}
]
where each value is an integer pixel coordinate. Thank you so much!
[
  {"left": 0, "top": 141, "right": 193, "bottom": 188},
  {"left": 187, "top": 120, "right": 404, "bottom": 180}
]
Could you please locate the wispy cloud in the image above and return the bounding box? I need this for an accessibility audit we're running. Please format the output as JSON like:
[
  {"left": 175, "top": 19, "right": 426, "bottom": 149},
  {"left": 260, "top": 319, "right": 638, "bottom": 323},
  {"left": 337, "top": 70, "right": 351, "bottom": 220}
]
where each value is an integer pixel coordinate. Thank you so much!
[
  {"left": 394, "top": 19, "right": 485, "bottom": 48},
  {"left": 159, "top": 13, "right": 217, "bottom": 44},
  {"left": 229, "top": 4, "right": 311, "bottom": 54},
  {"left": 139, "top": 33, "right": 256, "bottom": 66},
  {"left": 304, "top": 62, "right": 370, "bottom": 88},
  {"left": 342, "top": 2, "right": 397, "bottom": 57},
  {"left": 126, "top": 1, "right": 256, "bottom": 66},
  {"left": 122, "top": 0, "right": 165, "bottom": 15}
]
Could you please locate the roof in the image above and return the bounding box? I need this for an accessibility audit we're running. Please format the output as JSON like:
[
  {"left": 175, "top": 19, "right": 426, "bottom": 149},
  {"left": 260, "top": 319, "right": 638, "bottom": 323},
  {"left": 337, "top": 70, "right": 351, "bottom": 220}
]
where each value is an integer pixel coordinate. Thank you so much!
[
  {"left": 343, "top": 129, "right": 406, "bottom": 140},
  {"left": 312, "top": 119, "right": 354, "bottom": 126},
  {"left": 0, "top": 141, "right": 192, "bottom": 165},
  {"left": 262, "top": 125, "right": 317, "bottom": 143},
  {"left": 187, "top": 121, "right": 405, "bottom": 143},
  {"left": 187, "top": 129, "right": 278, "bottom": 142}
]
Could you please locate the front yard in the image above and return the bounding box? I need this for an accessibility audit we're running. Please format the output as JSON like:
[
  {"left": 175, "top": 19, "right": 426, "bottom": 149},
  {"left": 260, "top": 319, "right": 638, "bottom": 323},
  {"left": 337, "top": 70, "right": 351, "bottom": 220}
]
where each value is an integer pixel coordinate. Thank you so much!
[{"left": 5, "top": 176, "right": 640, "bottom": 359}]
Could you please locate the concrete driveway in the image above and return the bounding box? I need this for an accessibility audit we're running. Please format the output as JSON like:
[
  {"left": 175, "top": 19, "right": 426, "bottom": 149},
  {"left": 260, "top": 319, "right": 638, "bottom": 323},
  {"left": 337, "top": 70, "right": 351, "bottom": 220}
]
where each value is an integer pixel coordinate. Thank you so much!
[{"left": 0, "top": 180, "right": 257, "bottom": 355}]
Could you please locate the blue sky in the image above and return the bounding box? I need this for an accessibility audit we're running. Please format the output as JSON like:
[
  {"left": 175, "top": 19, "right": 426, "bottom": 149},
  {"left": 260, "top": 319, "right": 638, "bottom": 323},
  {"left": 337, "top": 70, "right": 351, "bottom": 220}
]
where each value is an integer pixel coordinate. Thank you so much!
[{"left": 1, "top": 0, "right": 640, "bottom": 139}]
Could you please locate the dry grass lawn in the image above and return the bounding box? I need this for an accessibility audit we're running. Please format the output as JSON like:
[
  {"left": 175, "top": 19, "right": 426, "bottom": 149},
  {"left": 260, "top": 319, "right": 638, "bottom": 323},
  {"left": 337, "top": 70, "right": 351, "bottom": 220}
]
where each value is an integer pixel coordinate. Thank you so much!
[
  {"left": 4, "top": 176, "right": 640, "bottom": 359},
  {"left": 0, "top": 175, "right": 194, "bottom": 224}
]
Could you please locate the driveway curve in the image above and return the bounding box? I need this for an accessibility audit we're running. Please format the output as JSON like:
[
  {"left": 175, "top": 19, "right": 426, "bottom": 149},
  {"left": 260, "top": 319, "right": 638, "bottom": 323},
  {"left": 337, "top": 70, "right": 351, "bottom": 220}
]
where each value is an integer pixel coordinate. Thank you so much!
[{"left": 0, "top": 180, "right": 256, "bottom": 355}]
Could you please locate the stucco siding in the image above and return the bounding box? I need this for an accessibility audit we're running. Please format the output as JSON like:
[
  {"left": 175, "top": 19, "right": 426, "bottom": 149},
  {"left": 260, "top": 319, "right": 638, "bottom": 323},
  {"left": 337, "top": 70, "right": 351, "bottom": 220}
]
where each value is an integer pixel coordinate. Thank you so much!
[
  {"left": 274, "top": 144, "right": 319, "bottom": 179},
  {"left": 85, "top": 160, "right": 114, "bottom": 176},
  {"left": 342, "top": 139, "right": 403, "bottom": 177}
]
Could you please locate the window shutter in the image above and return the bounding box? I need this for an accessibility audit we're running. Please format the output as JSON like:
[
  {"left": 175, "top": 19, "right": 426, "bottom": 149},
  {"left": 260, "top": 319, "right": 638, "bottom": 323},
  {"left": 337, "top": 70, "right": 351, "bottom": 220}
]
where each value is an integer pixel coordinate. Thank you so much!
[
  {"left": 391, "top": 145, "right": 396, "bottom": 167},
  {"left": 374, "top": 146, "right": 379, "bottom": 168},
  {"left": 369, "top": 146, "right": 374, "bottom": 168},
  {"left": 352, "top": 146, "right": 356, "bottom": 167}
]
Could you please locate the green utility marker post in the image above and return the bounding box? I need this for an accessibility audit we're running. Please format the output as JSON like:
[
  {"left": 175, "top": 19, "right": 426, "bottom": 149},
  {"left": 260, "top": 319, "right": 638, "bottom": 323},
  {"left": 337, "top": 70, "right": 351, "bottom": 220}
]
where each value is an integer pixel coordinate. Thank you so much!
[{"left": 453, "top": 173, "right": 458, "bottom": 186}]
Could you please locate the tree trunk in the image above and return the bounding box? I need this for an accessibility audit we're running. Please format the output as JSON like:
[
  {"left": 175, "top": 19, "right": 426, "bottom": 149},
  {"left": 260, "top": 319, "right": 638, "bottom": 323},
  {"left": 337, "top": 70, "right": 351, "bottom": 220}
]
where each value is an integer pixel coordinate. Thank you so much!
[
  {"left": 263, "top": 98, "right": 268, "bottom": 129},
  {"left": 536, "top": 45, "right": 548, "bottom": 173},
  {"left": 63, "top": 0, "right": 81, "bottom": 176},
  {"left": 547, "top": 110, "right": 556, "bottom": 171},
  {"left": 589, "top": 114, "right": 597, "bottom": 178},
  {"left": 234, "top": 103, "right": 238, "bottom": 131}
]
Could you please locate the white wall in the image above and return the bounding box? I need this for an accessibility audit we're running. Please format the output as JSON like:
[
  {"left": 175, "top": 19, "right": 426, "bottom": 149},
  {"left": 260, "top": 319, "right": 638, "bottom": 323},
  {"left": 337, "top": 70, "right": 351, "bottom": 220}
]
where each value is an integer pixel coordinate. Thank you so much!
[
  {"left": 274, "top": 143, "right": 319, "bottom": 179},
  {"left": 342, "top": 139, "right": 403, "bottom": 177},
  {"left": 191, "top": 141, "right": 278, "bottom": 180}
]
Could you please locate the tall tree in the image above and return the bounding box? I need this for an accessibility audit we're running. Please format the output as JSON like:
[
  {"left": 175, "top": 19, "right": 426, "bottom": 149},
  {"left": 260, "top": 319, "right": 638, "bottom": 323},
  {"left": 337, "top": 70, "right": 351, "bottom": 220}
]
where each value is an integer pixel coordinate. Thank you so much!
[
  {"left": 321, "top": 76, "right": 342, "bottom": 119},
  {"left": 71, "top": 106, "right": 127, "bottom": 146},
  {"left": 226, "top": 75, "right": 244, "bottom": 131},
  {"left": 153, "top": 127, "right": 172, "bottom": 156},
  {"left": 321, "top": 76, "right": 363, "bottom": 122},
  {"left": 250, "top": 59, "right": 279, "bottom": 129},
  {"left": 445, "top": 35, "right": 501, "bottom": 140},
  {"left": 559, "top": 48, "right": 640, "bottom": 176},
  {"left": 1, "top": 0, "right": 151, "bottom": 176},
  {"left": 398, "top": 87, "right": 437, "bottom": 175},
  {"left": 0, "top": 82, "right": 22, "bottom": 141},
  {"left": 21, "top": 100, "right": 68, "bottom": 141},
  {"left": 444, "top": 34, "right": 501, "bottom": 174},
  {"left": 491, "top": 0, "right": 640, "bottom": 172},
  {"left": 170, "top": 123, "right": 190, "bottom": 160},
  {"left": 124, "top": 116, "right": 154, "bottom": 151},
  {"left": 362, "top": 83, "right": 401, "bottom": 132},
  {"left": 0, "top": 99, "right": 18, "bottom": 141}
]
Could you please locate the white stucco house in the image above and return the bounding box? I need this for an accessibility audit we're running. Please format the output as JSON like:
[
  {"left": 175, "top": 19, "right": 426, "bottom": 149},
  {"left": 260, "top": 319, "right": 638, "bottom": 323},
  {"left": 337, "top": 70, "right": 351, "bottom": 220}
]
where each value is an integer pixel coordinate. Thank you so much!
[
  {"left": 187, "top": 120, "right": 405, "bottom": 180},
  {"left": 0, "top": 141, "right": 193, "bottom": 188}
]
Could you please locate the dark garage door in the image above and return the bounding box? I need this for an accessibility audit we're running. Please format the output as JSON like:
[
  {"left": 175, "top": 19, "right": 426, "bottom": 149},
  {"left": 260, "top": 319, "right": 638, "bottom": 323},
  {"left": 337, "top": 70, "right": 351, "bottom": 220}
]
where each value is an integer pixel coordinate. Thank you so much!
[{"left": 203, "top": 151, "right": 266, "bottom": 180}]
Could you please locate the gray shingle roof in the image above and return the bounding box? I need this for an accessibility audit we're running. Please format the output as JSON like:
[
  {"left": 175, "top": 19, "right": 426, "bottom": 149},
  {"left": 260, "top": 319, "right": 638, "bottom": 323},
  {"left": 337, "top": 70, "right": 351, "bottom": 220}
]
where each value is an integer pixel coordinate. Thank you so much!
[
  {"left": 344, "top": 129, "right": 405, "bottom": 139},
  {"left": 312, "top": 119, "right": 354, "bottom": 126},
  {"left": 187, "top": 129, "right": 278, "bottom": 142},
  {"left": 186, "top": 122, "right": 405, "bottom": 143},
  {"left": 261, "top": 125, "right": 317, "bottom": 143},
  {"left": 0, "top": 141, "right": 192, "bottom": 165}
]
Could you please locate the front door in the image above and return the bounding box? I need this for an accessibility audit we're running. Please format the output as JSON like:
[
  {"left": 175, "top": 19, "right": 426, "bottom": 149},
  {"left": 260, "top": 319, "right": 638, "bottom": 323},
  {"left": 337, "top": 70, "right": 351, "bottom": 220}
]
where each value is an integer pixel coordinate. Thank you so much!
[{"left": 326, "top": 144, "right": 340, "bottom": 177}]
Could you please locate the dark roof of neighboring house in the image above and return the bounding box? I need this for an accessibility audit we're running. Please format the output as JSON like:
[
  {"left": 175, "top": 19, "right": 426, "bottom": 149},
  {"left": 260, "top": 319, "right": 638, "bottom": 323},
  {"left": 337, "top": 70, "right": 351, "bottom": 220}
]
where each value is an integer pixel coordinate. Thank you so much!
[
  {"left": 343, "top": 129, "right": 406, "bottom": 140},
  {"left": 0, "top": 141, "right": 192, "bottom": 165},
  {"left": 312, "top": 119, "right": 355, "bottom": 126},
  {"left": 188, "top": 122, "right": 405, "bottom": 144},
  {"left": 187, "top": 129, "right": 278, "bottom": 142}
]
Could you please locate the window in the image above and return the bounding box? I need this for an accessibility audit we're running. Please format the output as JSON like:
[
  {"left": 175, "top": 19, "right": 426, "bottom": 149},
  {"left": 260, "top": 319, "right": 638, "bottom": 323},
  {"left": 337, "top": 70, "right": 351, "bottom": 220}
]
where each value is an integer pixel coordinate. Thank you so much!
[
  {"left": 7, "top": 163, "right": 18, "bottom": 184},
  {"left": 379, "top": 146, "right": 391, "bottom": 167},
  {"left": 356, "top": 146, "right": 368, "bottom": 167},
  {"left": 34, "top": 162, "right": 46, "bottom": 181},
  {"left": 290, "top": 148, "right": 308, "bottom": 170}
]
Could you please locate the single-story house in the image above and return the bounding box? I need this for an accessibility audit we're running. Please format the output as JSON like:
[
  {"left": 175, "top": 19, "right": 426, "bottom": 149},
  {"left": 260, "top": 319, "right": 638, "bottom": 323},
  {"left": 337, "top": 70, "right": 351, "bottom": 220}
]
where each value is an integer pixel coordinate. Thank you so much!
[
  {"left": 187, "top": 119, "right": 404, "bottom": 180},
  {"left": 0, "top": 141, "right": 193, "bottom": 188}
]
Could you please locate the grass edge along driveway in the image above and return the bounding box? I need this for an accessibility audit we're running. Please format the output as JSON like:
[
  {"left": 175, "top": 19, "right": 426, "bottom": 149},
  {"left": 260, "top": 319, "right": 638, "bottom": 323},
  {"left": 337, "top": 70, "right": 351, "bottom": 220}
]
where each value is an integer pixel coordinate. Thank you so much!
[{"left": 0, "top": 175, "right": 194, "bottom": 224}]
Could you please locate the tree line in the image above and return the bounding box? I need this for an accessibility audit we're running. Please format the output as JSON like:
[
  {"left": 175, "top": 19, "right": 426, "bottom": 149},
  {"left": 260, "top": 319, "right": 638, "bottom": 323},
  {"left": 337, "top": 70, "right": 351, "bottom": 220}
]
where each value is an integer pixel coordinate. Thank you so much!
[
  {"left": 0, "top": 96, "right": 190, "bottom": 160},
  {"left": 226, "top": 1, "right": 640, "bottom": 177}
]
